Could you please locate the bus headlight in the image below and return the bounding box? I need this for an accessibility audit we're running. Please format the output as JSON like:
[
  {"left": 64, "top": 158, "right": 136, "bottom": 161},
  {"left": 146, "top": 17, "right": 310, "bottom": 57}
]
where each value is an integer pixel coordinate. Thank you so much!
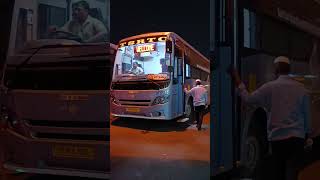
[
  {"left": 152, "top": 95, "right": 170, "bottom": 105},
  {"left": 110, "top": 94, "right": 120, "bottom": 105},
  {"left": 1, "top": 106, "right": 28, "bottom": 137}
]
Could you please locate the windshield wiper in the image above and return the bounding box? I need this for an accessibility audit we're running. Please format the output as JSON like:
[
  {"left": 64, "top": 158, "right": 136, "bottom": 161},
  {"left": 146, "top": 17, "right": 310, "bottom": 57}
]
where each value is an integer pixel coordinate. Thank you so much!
[
  {"left": 146, "top": 77, "right": 161, "bottom": 89},
  {"left": 113, "top": 75, "right": 161, "bottom": 88},
  {"left": 115, "top": 74, "right": 132, "bottom": 83},
  {"left": 9, "top": 44, "right": 69, "bottom": 90},
  {"left": 16, "top": 44, "right": 67, "bottom": 70}
]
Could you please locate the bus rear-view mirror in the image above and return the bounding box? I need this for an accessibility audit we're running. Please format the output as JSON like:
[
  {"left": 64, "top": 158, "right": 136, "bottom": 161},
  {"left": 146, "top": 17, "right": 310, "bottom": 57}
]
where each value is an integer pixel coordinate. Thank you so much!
[{"left": 168, "top": 66, "right": 174, "bottom": 72}]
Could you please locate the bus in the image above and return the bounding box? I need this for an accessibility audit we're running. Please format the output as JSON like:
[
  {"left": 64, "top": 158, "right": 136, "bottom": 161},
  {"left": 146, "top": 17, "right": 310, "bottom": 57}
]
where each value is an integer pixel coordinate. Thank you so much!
[
  {"left": 110, "top": 32, "right": 210, "bottom": 121},
  {"left": 0, "top": 0, "right": 113, "bottom": 178},
  {"left": 211, "top": 0, "right": 320, "bottom": 179}
]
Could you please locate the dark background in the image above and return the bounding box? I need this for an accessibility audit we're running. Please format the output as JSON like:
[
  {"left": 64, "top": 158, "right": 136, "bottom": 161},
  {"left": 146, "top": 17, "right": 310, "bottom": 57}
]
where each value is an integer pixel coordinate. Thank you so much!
[{"left": 110, "top": 0, "right": 210, "bottom": 57}]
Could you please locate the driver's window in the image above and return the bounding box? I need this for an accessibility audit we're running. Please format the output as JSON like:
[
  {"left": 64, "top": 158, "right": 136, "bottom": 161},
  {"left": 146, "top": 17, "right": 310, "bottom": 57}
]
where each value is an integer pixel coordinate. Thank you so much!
[
  {"left": 38, "top": 4, "right": 66, "bottom": 39},
  {"left": 174, "top": 57, "right": 178, "bottom": 81}
]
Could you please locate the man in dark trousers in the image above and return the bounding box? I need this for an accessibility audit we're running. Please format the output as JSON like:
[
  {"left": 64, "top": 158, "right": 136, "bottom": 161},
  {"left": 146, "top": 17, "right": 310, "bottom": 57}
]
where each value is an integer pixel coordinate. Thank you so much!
[
  {"left": 184, "top": 79, "right": 208, "bottom": 131},
  {"left": 229, "top": 56, "right": 312, "bottom": 180}
]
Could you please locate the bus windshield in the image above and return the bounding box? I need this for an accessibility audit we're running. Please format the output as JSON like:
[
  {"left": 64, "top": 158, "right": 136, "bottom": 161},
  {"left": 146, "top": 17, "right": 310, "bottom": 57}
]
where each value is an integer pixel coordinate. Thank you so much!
[
  {"left": 11, "top": 0, "right": 110, "bottom": 56},
  {"left": 113, "top": 41, "right": 170, "bottom": 81}
]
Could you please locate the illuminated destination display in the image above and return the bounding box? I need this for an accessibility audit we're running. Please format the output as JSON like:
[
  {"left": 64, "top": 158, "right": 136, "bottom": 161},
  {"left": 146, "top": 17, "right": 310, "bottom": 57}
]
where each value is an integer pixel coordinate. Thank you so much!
[
  {"left": 147, "top": 74, "right": 169, "bottom": 80},
  {"left": 119, "top": 36, "right": 167, "bottom": 47},
  {"left": 134, "top": 44, "right": 156, "bottom": 53}
]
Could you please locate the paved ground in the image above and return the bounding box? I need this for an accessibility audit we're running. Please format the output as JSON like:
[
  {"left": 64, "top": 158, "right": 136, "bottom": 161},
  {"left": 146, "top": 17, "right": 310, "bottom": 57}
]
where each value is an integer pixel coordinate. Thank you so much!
[
  {"left": 298, "top": 156, "right": 320, "bottom": 180},
  {"left": 2, "top": 110, "right": 320, "bottom": 180},
  {"left": 299, "top": 139, "right": 320, "bottom": 179},
  {"left": 0, "top": 173, "right": 99, "bottom": 180},
  {"left": 110, "top": 113, "right": 210, "bottom": 180}
]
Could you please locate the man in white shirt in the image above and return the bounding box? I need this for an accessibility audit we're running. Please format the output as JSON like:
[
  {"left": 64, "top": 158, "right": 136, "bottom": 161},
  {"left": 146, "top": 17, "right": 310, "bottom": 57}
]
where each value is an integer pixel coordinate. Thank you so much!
[
  {"left": 230, "top": 56, "right": 312, "bottom": 180},
  {"left": 184, "top": 79, "right": 208, "bottom": 131},
  {"left": 128, "top": 62, "right": 144, "bottom": 75}
]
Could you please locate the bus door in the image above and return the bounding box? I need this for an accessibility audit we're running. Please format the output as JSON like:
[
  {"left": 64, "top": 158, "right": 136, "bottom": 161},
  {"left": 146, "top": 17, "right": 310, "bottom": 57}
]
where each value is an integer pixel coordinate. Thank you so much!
[{"left": 172, "top": 46, "right": 184, "bottom": 118}]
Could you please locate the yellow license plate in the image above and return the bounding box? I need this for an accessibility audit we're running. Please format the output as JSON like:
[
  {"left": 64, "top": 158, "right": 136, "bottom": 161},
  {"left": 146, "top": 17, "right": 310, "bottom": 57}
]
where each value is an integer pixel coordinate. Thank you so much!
[
  {"left": 52, "top": 146, "right": 95, "bottom": 159},
  {"left": 126, "top": 107, "right": 140, "bottom": 112}
]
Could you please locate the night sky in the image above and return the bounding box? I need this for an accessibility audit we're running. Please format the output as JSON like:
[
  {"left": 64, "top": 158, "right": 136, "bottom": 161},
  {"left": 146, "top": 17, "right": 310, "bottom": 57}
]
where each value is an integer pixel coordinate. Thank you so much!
[{"left": 110, "top": 0, "right": 210, "bottom": 57}]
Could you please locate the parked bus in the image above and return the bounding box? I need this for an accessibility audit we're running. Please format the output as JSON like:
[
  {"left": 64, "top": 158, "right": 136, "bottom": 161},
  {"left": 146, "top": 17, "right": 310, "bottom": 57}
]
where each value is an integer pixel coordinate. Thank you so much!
[
  {"left": 110, "top": 32, "right": 210, "bottom": 121},
  {"left": 0, "top": 0, "right": 113, "bottom": 178},
  {"left": 211, "top": 0, "right": 320, "bottom": 179}
]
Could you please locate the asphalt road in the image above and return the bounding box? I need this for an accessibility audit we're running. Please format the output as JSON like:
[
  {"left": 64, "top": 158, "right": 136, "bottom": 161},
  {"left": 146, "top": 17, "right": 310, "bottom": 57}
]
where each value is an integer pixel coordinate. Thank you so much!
[
  {"left": 110, "top": 113, "right": 211, "bottom": 180},
  {"left": 0, "top": 173, "right": 100, "bottom": 180},
  {"left": 2, "top": 111, "right": 320, "bottom": 180}
]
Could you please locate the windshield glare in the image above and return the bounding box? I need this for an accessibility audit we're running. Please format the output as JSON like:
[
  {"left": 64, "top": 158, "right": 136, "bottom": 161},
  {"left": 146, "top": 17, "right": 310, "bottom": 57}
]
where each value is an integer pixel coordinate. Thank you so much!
[{"left": 113, "top": 41, "right": 170, "bottom": 80}]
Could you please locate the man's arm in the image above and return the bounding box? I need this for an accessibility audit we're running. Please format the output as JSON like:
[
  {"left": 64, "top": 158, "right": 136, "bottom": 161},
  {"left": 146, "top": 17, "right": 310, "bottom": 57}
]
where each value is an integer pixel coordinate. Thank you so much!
[
  {"left": 138, "top": 67, "right": 144, "bottom": 74},
  {"left": 238, "top": 83, "right": 270, "bottom": 105},
  {"left": 58, "top": 20, "right": 72, "bottom": 32},
  {"left": 48, "top": 20, "right": 70, "bottom": 34},
  {"left": 230, "top": 68, "right": 269, "bottom": 105},
  {"left": 85, "top": 20, "right": 108, "bottom": 43},
  {"left": 184, "top": 87, "right": 192, "bottom": 95}
]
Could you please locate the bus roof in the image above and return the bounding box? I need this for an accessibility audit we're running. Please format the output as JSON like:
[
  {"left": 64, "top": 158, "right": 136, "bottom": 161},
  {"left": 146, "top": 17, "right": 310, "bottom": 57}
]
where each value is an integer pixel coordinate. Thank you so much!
[{"left": 118, "top": 32, "right": 211, "bottom": 72}]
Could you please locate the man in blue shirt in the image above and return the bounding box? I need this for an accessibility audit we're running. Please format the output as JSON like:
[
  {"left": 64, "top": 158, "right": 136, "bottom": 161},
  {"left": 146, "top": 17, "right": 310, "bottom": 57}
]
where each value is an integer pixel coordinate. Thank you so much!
[{"left": 230, "top": 56, "right": 312, "bottom": 180}]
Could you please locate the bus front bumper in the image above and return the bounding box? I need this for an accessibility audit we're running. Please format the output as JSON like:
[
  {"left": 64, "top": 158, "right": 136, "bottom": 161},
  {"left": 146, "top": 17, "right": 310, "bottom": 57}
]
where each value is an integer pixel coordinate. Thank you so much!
[
  {"left": 3, "top": 163, "right": 110, "bottom": 179},
  {"left": 111, "top": 113, "right": 167, "bottom": 120},
  {"left": 0, "top": 129, "right": 109, "bottom": 178},
  {"left": 111, "top": 102, "right": 172, "bottom": 120}
]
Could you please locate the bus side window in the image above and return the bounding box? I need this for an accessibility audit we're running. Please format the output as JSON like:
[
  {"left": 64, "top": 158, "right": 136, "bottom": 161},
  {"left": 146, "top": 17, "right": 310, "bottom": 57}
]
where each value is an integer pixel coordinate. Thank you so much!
[
  {"left": 178, "top": 58, "right": 182, "bottom": 76},
  {"left": 173, "top": 57, "right": 178, "bottom": 84},
  {"left": 173, "top": 46, "right": 182, "bottom": 84},
  {"left": 185, "top": 64, "right": 191, "bottom": 79}
]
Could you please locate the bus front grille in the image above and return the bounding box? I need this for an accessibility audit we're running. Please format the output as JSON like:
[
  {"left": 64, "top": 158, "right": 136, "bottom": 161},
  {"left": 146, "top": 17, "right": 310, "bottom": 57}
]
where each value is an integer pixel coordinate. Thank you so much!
[
  {"left": 24, "top": 119, "right": 108, "bottom": 141},
  {"left": 25, "top": 120, "right": 109, "bottom": 128},
  {"left": 118, "top": 99, "right": 151, "bottom": 106}
]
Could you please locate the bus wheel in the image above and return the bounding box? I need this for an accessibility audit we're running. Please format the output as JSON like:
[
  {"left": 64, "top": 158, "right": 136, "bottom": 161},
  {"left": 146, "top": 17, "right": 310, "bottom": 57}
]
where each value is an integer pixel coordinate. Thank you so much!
[
  {"left": 241, "top": 134, "right": 262, "bottom": 179},
  {"left": 185, "top": 100, "right": 194, "bottom": 123},
  {"left": 246, "top": 136, "right": 260, "bottom": 171}
]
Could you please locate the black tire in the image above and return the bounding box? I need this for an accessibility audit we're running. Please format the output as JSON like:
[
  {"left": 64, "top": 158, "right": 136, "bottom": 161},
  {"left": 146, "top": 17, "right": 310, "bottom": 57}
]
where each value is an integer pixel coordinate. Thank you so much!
[{"left": 241, "top": 131, "right": 268, "bottom": 180}]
